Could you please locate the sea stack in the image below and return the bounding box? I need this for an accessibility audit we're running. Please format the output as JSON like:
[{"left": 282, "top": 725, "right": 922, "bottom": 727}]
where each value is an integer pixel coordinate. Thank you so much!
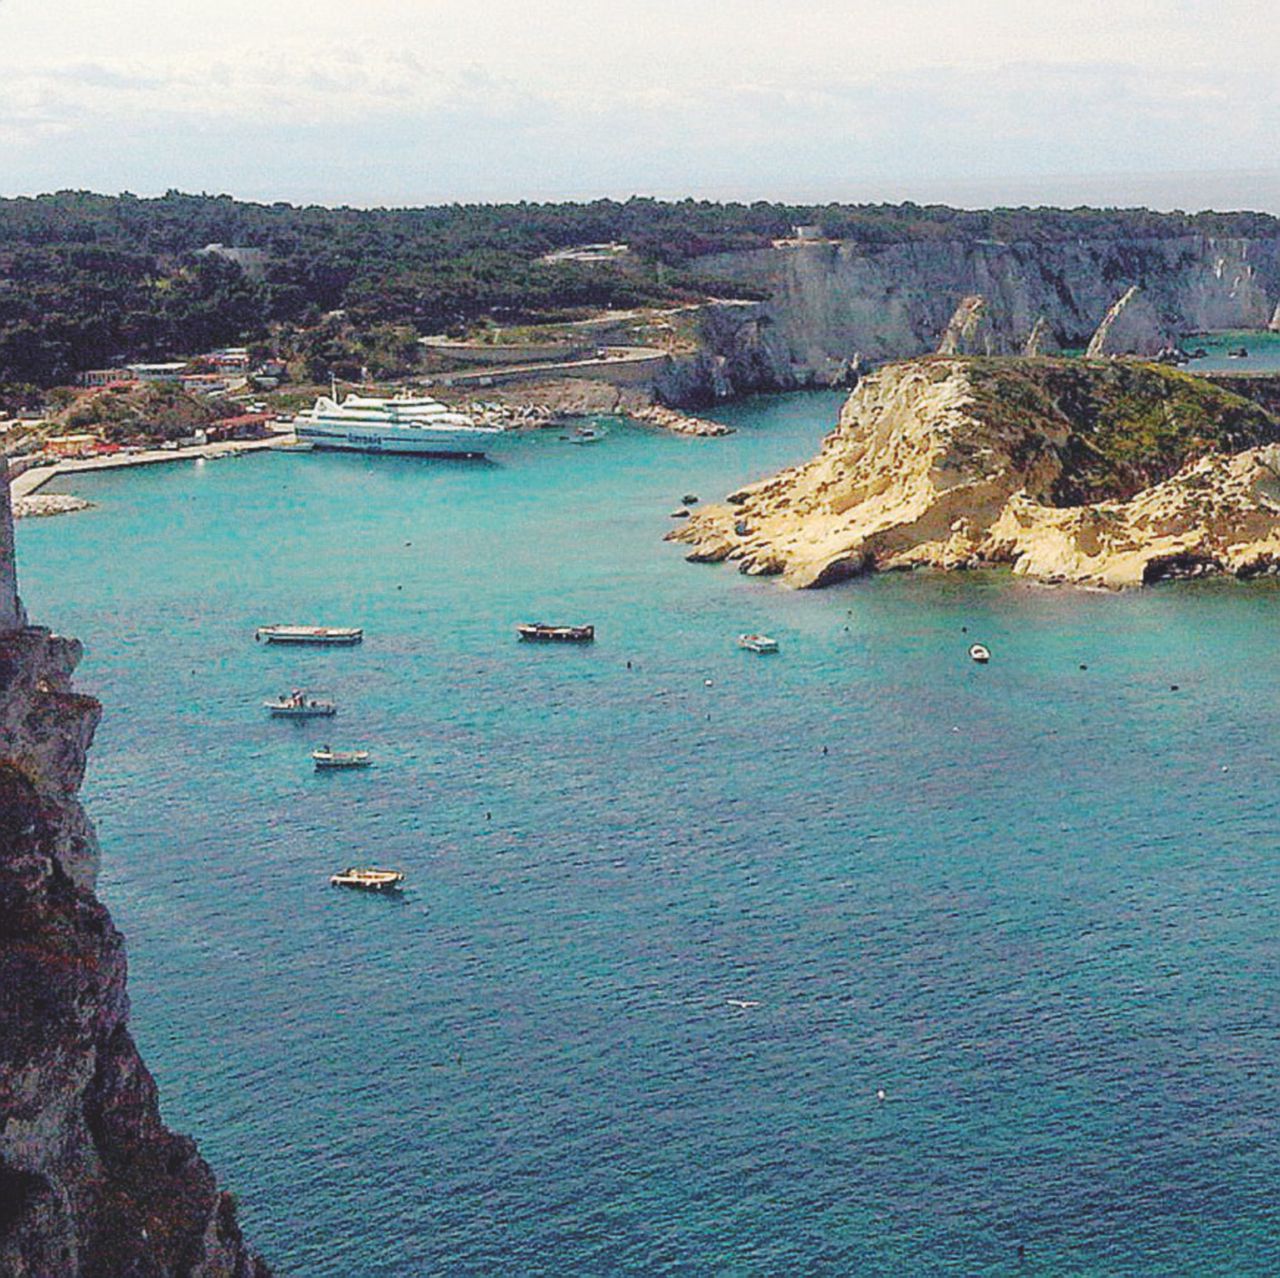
[{"left": 0, "top": 461, "right": 269, "bottom": 1275}]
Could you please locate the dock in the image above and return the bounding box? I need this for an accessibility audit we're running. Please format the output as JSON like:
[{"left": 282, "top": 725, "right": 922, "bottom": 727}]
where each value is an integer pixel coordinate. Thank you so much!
[{"left": 11, "top": 434, "right": 295, "bottom": 500}]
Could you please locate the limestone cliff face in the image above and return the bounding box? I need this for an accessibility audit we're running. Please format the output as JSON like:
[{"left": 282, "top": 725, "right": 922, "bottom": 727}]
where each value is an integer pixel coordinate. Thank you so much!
[
  {"left": 670, "top": 357, "right": 1280, "bottom": 589},
  {"left": 0, "top": 473, "right": 268, "bottom": 1275},
  {"left": 668, "top": 235, "right": 1280, "bottom": 400}
]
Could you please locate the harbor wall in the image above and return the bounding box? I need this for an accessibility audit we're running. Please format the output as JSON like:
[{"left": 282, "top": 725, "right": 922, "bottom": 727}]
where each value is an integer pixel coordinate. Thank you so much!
[
  {"left": 0, "top": 459, "right": 25, "bottom": 631},
  {"left": 423, "top": 340, "right": 595, "bottom": 366}
]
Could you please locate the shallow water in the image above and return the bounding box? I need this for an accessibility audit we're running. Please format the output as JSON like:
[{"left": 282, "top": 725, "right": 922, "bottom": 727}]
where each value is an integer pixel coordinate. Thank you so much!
[
  {"left": 1184, "top": 329, "right": 1280, "bottom": 374},
  {"left": 17, "top": 393, "right": 1280, "bottom": 1276}
]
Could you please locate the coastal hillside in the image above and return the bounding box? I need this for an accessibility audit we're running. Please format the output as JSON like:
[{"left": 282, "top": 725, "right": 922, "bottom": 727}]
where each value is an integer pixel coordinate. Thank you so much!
[
  {"left": 0, "top": 467, "right": 269, "bottom": 1276},
  {"left": 670, "top": 357, "right": 1280, "bottom": 589},
  {"left": 3, "top": 191, "right": 1280, "bottom": 392}
]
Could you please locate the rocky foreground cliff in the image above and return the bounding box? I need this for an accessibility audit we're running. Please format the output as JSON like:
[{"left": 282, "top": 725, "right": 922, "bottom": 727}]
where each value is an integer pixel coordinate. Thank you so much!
[
  {"left": 0, "top": 466, "right": 268, "bottom": 1276},
  {"left": 671, "top": 357, "right": 1280, "bottom": 589}
]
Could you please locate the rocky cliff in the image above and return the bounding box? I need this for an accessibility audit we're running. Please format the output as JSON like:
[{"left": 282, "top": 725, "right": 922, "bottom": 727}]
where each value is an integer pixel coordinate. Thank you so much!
[
  {"left": 662, "top": 235, "right": 1280, "bottom": 401},
  {"left": 670, "top": 357, "right": 1280, "bottom": 589},
  {"left": 0, "top": 463, "right": 268, "bottom": 1277}
]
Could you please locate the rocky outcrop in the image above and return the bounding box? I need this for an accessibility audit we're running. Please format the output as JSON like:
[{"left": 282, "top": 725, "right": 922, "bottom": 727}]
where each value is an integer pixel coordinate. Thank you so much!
[
  {"left": 628, "top": 404, "right": 732, "bottom": 437},
  {"left": 1022, "top": 316, "right": 1055, "bottom": 358},
  {"left": 14, "top": 494, "right": 94, "bottom": 519},
  {"left": 987, "top": 447, "right": 1280, "bottom": 587},
  {"left": 670, "top": 356, "right": 1280, "bottom": 589},
  {"left": 1084, "top": 286, "right": 1173, "bottom": 358},
  {"left": 0, "top": 465, "right": 268, "bottom": 1275},
  {"left": 438, "top": 377, "right": 731, "bottom": 437},
  {"left": 671, "top": 234, "right": 1280, "bottom": 400},
  {"left": 936, "top": 296, "right": 987, "bottom": 355}
]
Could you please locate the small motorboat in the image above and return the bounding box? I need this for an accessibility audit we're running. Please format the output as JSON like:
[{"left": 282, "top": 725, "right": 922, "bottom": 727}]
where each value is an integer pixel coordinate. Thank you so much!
[
  {"left": 256, "top": 625, "right": 363, "bottom": 645},
  {"left": 517, "top": 623, "right": 595, "bottom": 643},
  {"left": 682, "top": 494, "right": 700, "bottom": 505},
  {"left": 567, "top": 425, "right": 606, "bottom": 445},
  {"left": 670, "top": 507, "right": 691, "bottom": 519},
  {"left": 1227, "top": 346, "right": 1250, "bottom": 359},
  {"left": 969, "top": 643, "right": 991, "bottom": 663},
  {"left": 265, "top": 690, "right": 336, "bottom": 718},
  {"left": 738, "top": 633, "right": 780, "bottom": 654},
  {"left": 329, "top": 867, "right": 404, "bottom": 892},
  {"left": 313, "top": 747, "right": 372, "bottom": 770}
]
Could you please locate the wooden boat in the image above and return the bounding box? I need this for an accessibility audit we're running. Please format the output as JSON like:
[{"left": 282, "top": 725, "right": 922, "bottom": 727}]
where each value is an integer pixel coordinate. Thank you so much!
[
  {"left": 517, "top": 623, "right": 595, "bottom": 643},
  {"left": 969, "top": 643, "right": 991, "bottom": 663},
  {"left": 256, "top": 624, "right": 363, "bottom": 645},
  {"left": 738, "top": 633, "right": 779, "bottom": 654},
  {"left": 313, "top": 747, "right": 372, "bottom": 769},
  {"left": 329, "top": 867, "right": 404, "bottom": 892},
  {"left": 265, "top": 691, "right": 336, "bottom": 718}
]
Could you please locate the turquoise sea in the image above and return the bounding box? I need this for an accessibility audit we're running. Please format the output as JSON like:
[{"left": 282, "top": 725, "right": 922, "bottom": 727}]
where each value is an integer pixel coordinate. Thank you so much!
[
  {"left": 17, "top": 393, "right": 1280, "bottom": 1276},
  {"left": 1185, "top": 329, "right": 1280, "bottom": 373}
]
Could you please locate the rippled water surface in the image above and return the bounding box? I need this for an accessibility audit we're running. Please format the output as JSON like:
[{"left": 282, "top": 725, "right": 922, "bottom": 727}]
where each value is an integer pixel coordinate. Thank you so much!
[{"left": 17, "top": 393, "right": 1280, "bottom": 1276}]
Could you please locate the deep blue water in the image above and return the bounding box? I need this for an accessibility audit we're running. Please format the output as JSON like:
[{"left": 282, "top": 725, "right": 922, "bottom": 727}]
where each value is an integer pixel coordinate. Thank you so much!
[{"left": 16, "top": 393, "right": 1280, "bottom": 1276}]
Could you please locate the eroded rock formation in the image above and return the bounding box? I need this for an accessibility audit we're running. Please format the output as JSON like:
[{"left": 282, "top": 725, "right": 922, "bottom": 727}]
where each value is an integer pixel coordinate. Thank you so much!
[
  {"left": 670, "top": 356, "right": 1280, "bottom": 589},
  {"left": 936, "top": 295, "right": 987, "bottom": 356},
  {"left": 0, "top": 459, "right": 269, "bottom": 1277}
]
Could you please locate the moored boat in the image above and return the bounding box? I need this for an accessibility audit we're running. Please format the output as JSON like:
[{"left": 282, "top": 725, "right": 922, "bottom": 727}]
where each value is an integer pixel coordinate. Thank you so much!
[
  {"left": 567, "top": 425, "right": 606, "bottom": 445},
  {"left": 516, "top": 622, "right": 595, "bottom": 643},
  {"left": 294, "top": 392, "right": 501, "bottom": 458},
  {"left": 256, "top": 624, "right": 363, "bottom": 645},
  {"left": 265, "top": 690, "right": 337, "bottom": 718},
  {"left": 738, "top": 633, "right": 779, "bottom": 654},
  {"left": 313, "top": 747, "right": 372, "bottom": 769},
  {"left": 329, "top": 867, "right": 404, "bottom": 891},
  {"left": 969, "top": 643, "right": 991, "bottom": 663}
]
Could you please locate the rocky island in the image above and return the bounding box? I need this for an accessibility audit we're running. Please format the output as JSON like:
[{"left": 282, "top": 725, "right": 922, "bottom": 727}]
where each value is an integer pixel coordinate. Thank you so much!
[
  {"left": 0, "top": 462, "right": 268, "bottom": 1277},
  {"left": 671, "top": 356, "right": 1280, "bottom": 589}
]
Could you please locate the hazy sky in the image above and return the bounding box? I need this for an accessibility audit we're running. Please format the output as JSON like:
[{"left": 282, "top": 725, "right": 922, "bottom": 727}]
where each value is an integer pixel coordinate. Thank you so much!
[{"left": 1, "top": 0, "right": 1277, "bottom": 210}]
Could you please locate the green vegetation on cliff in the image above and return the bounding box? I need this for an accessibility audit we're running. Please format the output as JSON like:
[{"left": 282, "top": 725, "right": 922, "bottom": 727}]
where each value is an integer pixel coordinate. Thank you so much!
[{"left": 963, "top": 358, "right": 1280, "bottom": 504}]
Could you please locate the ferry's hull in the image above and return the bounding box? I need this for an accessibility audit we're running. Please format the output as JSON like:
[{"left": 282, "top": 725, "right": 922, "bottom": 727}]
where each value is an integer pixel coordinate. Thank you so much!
[{"left": 296, "top": 422, "right": 494, "bottom": 458}]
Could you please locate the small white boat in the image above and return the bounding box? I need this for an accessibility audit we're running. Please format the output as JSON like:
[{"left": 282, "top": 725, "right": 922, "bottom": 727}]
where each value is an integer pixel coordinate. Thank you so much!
[
  {"left": 329, "top": 867, "right": 404, "bottom": 892},
  {"left": 738, "top": 633, "right": 779, "bottom": 654},
  {"left": 969, "top": 643, "right": 991, "bottom": 663},
  {"left": 256, "top": 625, "right": 363, "bottom": 645},
  {"left": 567, "top": 426, "right": 606, "bottom": 445},
  {"left": 313, "top": 747, "right": 372, "bottom": 770},
  {"left": 265, "top": 690, "right": 336, "bottom": 718}
]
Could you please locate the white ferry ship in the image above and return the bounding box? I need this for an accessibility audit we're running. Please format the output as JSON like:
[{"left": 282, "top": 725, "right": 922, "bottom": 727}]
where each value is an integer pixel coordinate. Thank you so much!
[{"left": 293, "top": 392, "right": 502, "bottom": 458}]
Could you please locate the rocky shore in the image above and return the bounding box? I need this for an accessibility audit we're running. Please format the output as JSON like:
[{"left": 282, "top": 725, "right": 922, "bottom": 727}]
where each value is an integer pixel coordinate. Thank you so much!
[
  {"left": 0, "top": 463, "right": 268, "bottom": 1276},
  {"left": 14, "top": 493, "right": 93, "bottom": 519},
  {"left": 438, "top": 378, "right": 731, "bottom": 437},
  {"left": 671, "top": 356, "right": 1280, "bottom": 589}
]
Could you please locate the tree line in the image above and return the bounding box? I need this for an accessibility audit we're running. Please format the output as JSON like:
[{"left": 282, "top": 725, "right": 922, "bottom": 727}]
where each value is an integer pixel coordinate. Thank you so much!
[{"left": 1, "top": 190, "right": 1275, "bottom": 387}]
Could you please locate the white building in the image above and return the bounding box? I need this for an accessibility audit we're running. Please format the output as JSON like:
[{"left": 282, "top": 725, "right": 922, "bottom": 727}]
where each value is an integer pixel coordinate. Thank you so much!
[
  {"left": 126, "top": 362, "right": 189, "bottom": 383},
  {"left": 196, "top": 244, "right": 268, "bottom": 279},
  {"left": 78, "top": 368, "right": 133, "bottom": 388}
]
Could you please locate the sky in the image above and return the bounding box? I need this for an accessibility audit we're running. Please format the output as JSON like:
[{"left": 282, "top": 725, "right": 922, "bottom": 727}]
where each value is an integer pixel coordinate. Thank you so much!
[{"left": 0, "top": 0, "right": 1277, "bottom": 211}]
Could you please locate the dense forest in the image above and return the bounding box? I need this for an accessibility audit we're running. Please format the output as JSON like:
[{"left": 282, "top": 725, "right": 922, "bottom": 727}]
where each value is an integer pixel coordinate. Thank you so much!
[{"left": 1, "top": 190, "right": 1277, "bottom": 387}]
